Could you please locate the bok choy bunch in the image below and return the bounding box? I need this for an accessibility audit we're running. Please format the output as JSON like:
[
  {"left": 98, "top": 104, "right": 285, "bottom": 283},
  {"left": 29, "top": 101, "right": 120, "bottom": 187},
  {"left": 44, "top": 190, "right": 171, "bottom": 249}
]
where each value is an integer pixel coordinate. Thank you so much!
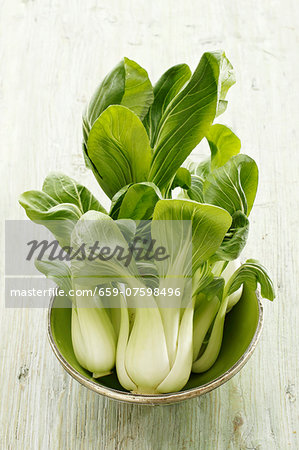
[{"left": 19, "top": 51, "right": 275, "bottom": 394}]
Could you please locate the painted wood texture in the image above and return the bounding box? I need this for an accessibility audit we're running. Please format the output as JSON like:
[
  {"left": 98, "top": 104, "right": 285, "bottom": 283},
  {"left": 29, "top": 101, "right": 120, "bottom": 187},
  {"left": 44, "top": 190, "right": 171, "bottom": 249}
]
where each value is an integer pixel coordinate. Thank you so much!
[{"left": 0, "top": 0, "right": 298, "bottom": 448}]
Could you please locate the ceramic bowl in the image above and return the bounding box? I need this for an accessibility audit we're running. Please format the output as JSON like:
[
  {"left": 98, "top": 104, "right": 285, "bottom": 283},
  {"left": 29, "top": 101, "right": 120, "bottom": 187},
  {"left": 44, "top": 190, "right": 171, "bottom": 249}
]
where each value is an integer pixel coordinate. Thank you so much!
[{"left": 47, "top": 286, "right": 263, "bottom": 405}]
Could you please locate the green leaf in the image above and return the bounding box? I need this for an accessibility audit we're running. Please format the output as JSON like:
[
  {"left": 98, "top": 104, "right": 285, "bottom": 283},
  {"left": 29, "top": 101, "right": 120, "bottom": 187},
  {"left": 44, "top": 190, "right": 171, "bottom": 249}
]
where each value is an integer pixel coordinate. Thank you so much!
[
  {"left": 203, "top": 154, "right": 258, "bottom": 216},
  {"left": 152, "top": 199, "right": 232, "bottom": 273},
  {"left": 215, "top": 55, "right": 236, "bottom": 117},
  {"left": 143, "top": 64, "right": 191, "bottom": 145},
  {"left": 115, "top": 219, "right": 136, "bottom": 243},
  {"left": 135, "top": 259, "right": 159, "bottom": 290},
  {"left": 19, "top": 174, "right": 106, "bottom": 246},
  {"left": 206, "top": 124, "right": 241, "bottom": 169},
  {"left": 187, "top": 159, "right": 211, "bottom": 178},
  {"left": 121, "top": 58, "right": 154, "bottom": 120},
  {"left": 83, "top": 58, "right": 153, "bottom": 174},
  {"left": 118, "top": 182, "right": 161, "bottom": 220},
  {"left": 213, "top": 211, "right": 249, "bottom": 261},
  {"left": 109, "top": 185, "right": 132, "bottom": 219},
  {"left": 193, "top": 262, "right": 225, "bottom": 302},
  {"left": 171, "top": 168, "right": 191, "bottom": 191},
  {"left": 200, "top": 277, "right": 225, "bottom": 302},
  {"left": 83, "top": 58, "right": 153, "bottom": 145},
  {"left": 35, "top": 259, "right": 73, "bottom": 300},
  {"left": 42, "top": 172, "right": 107, "bottom": 214},
  {"left": 192, "top": 262, "right": 214, "bottom": 296},
  {"left": 83, "top": 60, "right": 124, "bottom": 142},
  {"left": 71, "top": 211, "right": 139, "bottom": 284},
  {"left": 186, "top": 125, "right": 241, "bottom": 205},
  {"left": 148, "top": 51, "right": 235, "bottom": 190},
  {"left": 187, "top": 175, "right": 204, "bottom": 203},
  {"left": 82, "top": 61, "right": 125, "bottom": 173},
  {"left": 226, "top": 259, "right": 275, "bottom": 301},
  {"left": 87, "top": 105, "right": 152, "bottom": 199},
  {"left": 19, "top": 190, "right": 81, "bottom": 246}
]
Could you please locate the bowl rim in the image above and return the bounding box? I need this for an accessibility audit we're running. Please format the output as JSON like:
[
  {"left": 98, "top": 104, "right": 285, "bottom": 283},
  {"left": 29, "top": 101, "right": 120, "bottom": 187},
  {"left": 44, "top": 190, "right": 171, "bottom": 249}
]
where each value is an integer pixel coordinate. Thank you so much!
[{"left": 47, "top": 293, "right": 263, "bottom": 405}]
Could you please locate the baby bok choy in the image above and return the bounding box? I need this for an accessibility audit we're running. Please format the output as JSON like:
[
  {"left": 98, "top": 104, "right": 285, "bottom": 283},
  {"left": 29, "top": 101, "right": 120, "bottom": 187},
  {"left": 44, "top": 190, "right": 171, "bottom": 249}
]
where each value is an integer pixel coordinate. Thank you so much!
[
  {"left": 19, "top": 51, "right": 275, "bottom": 394},
  {"left": 35, "top": 257, "right": 117, "bottom": 378}
]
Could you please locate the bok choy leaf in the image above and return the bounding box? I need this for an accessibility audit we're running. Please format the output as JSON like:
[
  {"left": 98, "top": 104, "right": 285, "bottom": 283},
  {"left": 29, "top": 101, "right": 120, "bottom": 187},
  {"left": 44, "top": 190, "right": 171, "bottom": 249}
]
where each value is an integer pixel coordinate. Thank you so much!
[
  {"left": 87, "top": 105, "right": 152, "bottom": 198},
  {"left": 83, "top": 57, "right": 153, "bottom": 167},
  {"left": 148, "top": 51, "right": 235, "bottom": 190},
  {"left": 206, "top": 124, "right": 241, "bottom": 169},
  {"left": 143, "top": 63, "right": 191, "bottom": 145},
  {"left": 192, "top": 259, "right": 275, "bottom": 373},
  {"left": 203, "top": 154, "right": 258, "bottom": 216}
]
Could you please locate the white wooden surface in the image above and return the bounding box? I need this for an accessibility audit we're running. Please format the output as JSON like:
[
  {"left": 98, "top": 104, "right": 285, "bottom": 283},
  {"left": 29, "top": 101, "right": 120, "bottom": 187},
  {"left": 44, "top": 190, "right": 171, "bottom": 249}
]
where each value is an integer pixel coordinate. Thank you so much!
[{"left": 0, "top": 0, "right": 298, "bottom": 448}]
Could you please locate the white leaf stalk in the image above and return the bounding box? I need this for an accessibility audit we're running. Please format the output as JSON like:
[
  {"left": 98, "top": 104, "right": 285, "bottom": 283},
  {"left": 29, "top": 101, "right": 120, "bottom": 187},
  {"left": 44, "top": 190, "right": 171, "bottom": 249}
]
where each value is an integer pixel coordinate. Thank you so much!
[
  {"left": 157, "top": 300, "right": 194, "bottom": 393},
  {"left": 116, "top": 290, "right": 194, "bottom": 394},
  {"left": 155, "top": 277, "right": 189, "bottom": 367},
  {"left": 71, "top": 290, "right": 117, "bottom": 378},
  {"left": 224, "top": 260, "right": 243, "bottom": 312}
]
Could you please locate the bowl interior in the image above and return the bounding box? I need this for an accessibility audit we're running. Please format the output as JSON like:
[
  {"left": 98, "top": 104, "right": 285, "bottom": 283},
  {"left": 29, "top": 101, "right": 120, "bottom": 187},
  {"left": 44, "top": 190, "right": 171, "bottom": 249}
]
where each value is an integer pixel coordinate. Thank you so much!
[{"left": 49, "top": 286, "right": 261, "bottom": 393}]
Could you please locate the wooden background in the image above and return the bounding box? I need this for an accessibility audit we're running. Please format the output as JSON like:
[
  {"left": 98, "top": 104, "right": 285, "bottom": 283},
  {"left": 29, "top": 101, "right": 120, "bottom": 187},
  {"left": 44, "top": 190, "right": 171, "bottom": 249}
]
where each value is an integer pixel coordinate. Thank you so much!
[{"left": 0, "top": 0, "right": 298, "bottom": 448}]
